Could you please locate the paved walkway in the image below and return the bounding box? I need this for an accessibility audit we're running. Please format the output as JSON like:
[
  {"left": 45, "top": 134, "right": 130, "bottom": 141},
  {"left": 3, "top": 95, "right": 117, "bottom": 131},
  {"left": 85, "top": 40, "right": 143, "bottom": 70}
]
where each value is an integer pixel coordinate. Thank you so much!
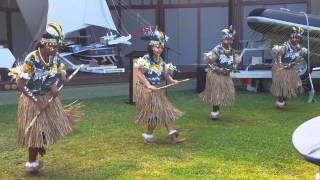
[{"left": 0, "top": 79, "right": 196, "bottom": 105}]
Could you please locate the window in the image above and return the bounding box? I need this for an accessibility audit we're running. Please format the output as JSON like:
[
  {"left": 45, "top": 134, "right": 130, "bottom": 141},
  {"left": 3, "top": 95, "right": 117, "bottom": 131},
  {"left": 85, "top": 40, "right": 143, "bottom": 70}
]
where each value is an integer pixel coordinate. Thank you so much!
[
  {"left": 0, "top": 12, "right": 7, "bottom": 47},
  {"left": 108, "top": 0, "right": 154, "bottom": 6},
  {"left": 163, "top": 0, "right": 228, "bottom": 4},
  {"left": 0, "top": 0, "right": 18, "bottom": 9}
]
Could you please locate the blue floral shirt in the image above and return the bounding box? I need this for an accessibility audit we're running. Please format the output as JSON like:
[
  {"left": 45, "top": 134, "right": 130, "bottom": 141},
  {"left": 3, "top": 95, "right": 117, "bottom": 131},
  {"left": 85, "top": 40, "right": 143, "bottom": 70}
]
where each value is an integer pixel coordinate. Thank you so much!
[
  {"left": 281, "top": 41, "right": 306, "bottom": 63},
  {"left": 136, "top": 54, "right": 176, "bottom": 85},
  {"left": 211, "top": 45, "right": 235, "bottom": 69},
  {"left": 20, "top": 51, "right": 66, "bottom": 94}
]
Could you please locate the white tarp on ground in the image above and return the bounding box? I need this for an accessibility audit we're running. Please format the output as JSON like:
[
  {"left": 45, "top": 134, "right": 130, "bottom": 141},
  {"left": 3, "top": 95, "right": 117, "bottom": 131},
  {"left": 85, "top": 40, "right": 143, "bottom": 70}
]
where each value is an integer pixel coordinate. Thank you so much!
[
  {"left": 48, "top": 0, "right": 117, "bottom": 34},
  {"left": 0, "top": 48, "right": 16, "bottom": 69}
]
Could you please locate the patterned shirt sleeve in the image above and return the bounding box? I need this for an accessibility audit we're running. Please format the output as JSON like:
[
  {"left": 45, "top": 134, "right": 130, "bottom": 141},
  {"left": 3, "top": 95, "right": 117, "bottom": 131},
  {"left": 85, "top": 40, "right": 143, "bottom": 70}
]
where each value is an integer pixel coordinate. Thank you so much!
[
  {"left": 207, "top": 46, "right": 220, "bottom": 62},
  {"left": 283, "top": 42, "right": 289, "bottom": 56},
  {"left": 164, "top": 62, "right": 177, "bottom": 75},
  {"left": 8, "top": 52, "right": 35, "bottom": 80},
  {"left": 24, "top": 54, "right": 36, "bottom": 76},
  {"left": 211, "top": 46, "right": 220, "bottom": 55},
  {"left": 135, "top": 55, "right": 150, "bottom": 71},
  {"left": 53, "top": 56, "right": 66, "bottom": 78}
]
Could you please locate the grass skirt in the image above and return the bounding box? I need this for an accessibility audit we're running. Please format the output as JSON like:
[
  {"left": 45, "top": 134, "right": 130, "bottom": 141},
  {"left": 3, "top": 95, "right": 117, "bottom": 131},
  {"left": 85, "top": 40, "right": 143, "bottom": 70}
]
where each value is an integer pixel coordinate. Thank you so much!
[
  {"left": 199, "top": 69, "right": 235, "bottom": 106},
  {"left": 271, "top": 64, "right": 303, "bottom": 99},
  {"left": 16, "top": 93, "right": 81, "bottom": 148},
  {"left": 135, "top": 82, "right": 183, "bottom": 126}
]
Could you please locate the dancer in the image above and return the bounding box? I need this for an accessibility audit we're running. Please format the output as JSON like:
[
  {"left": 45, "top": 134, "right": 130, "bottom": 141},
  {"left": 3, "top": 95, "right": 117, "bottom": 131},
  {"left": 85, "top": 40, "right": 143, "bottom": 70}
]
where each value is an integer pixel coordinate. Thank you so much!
[
  {"left": 200, "top": 26, "right": 240, "bottom": 120},
  {"left": 135, "top": 29, "right": 185, "bottom": 144},
  {"left": 9, "top": 23, "right": 82, "bottom": 174},
  {"left": 271, "top": 26, "right": 307, "bottom": 109}
]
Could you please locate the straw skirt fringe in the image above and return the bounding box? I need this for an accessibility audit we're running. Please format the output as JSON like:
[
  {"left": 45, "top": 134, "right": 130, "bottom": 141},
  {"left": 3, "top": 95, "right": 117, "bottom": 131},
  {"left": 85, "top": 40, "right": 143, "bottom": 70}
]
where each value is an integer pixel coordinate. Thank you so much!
[
  {"left": 16, "top": 93, "right": 76, "bottom": 148},
  {"left": 199, "top": 69, "right": 235, "bottom": 106},
  {"left": 271, "top": 64, "right": 303, "bottom": 98},
  {"left": 135, "top": 82, "right": 183, "bottom": 126}
]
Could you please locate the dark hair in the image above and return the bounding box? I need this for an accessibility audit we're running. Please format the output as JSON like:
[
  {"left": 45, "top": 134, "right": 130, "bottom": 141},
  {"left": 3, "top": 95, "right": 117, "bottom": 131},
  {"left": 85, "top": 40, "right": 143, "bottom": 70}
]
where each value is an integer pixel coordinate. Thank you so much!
[
  {"left": 36, "top": 32, "right": 56, "bottom": 48},
  {"left": 36, "top": 41, "right": 44, "bottom": 48},
  {"left": 147, "top": 44, "right": 155, "bottom": 63},
  {"left": 42, "top": 32, "right": 56, "bottom": 40}
]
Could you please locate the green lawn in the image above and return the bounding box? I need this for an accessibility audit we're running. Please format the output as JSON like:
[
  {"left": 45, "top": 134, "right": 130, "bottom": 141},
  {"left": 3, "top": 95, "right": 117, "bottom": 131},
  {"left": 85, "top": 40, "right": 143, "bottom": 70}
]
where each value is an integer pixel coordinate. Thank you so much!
[{"left": 0, "top": 90, "right": 319, "bottom": 179}]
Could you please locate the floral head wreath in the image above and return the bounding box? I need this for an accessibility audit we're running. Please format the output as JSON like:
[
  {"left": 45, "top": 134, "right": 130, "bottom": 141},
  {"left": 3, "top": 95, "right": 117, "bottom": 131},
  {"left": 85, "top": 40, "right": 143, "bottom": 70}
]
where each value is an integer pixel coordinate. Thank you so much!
[
  {"left": 291, "top": 26, "right": 304, "bottom": 37},
  {"left": 141, "top": 27, "right": 169, "bottom": 47},
  {"left": 221, "top": 25, "right": 236, "bottom": 39},
  {"left": 40, "top": 22, "right": 64, "bottom": 45}
]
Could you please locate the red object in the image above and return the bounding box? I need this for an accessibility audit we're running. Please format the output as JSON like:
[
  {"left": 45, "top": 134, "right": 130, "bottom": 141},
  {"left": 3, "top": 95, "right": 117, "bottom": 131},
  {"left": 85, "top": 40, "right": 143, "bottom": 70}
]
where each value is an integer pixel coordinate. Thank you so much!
[
  {"left": 130, "top": 26, "right": 156, "bottom": 37},
  {"left": 129, "top": 30, "right": 143, "bottom": 37},
  {"left": 240, "top": 78, "right": 251, "bottom": 85}
]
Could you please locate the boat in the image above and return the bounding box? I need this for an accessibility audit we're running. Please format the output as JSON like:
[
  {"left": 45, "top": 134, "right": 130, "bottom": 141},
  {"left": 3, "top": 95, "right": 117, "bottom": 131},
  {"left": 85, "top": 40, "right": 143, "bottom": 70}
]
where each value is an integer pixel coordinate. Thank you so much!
[
  {"left": 17, "top": 0, "right": 132, "bottom": 73},
  {"left": 247, "top": 8, "right": 320, "bottom": 55}
]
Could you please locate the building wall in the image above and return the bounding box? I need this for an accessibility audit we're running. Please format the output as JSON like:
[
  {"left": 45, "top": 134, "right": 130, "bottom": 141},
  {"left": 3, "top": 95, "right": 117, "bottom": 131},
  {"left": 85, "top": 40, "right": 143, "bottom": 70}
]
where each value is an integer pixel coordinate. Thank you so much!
[
  {"left": 165, "top": 8, "right": 198, "bottom": 65},
  {"left": 110, "top": 1, "right": 230, "bottom": 66},
  {"left": 112, "top": 0, "right": 310, "bottom": 68},
  {"left": 165, "top": 6, "right": 229, "bottom": 65},
  {"left": 311, "top": 0, "right": 320, "bottom": 14},
  {"left": 120, "top": 9, "right": 156, "bottom": 60},
  {"left": 2, "top": 0, "right": 316, "bottom": 65},
  {"left": 108, "top": 0, "right": 229, "bottom": 66},
  {"left": 0, "top": 11, "right": 6, "bottom": 46}
]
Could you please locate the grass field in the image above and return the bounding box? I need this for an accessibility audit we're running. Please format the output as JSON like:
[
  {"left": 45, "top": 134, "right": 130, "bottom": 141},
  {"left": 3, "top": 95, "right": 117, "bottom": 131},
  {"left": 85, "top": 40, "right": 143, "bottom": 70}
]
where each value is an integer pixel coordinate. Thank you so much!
[{"left": 0, "top": 90, "right": 319, "bottom": 179}]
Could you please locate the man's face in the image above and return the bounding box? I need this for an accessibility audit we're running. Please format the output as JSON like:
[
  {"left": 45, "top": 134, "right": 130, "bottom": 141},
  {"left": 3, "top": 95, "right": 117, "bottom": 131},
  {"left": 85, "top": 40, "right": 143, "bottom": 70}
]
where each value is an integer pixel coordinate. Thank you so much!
[
  {"left": 152, "top": 44, "right": 164, "bottom": 56},
  {"left": 222, "top": 37, "right": 233, "bottom": 46},
  {"left": 43, "top": 42, "right": 60, "bottom": 56},
  {"left": 290, "top": 35, "right": 301, "bottom": 45}
]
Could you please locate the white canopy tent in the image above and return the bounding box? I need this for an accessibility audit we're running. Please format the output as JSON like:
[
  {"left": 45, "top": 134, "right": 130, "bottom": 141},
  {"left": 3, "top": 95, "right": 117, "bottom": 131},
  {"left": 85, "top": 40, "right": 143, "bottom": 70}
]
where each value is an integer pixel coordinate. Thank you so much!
[{"left": 47, "top": 0, "right": 118, "bottom": 34}]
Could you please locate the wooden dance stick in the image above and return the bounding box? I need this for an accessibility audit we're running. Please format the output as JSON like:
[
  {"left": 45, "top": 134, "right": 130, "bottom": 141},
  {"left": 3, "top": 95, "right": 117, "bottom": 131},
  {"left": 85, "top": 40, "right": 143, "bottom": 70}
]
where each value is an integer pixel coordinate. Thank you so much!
[
  {"left": 24, "top": 64, "right": 84, "bottom": 135},
  {"left": 156, "top": 78, "right": 190, "bottom": 90}
]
